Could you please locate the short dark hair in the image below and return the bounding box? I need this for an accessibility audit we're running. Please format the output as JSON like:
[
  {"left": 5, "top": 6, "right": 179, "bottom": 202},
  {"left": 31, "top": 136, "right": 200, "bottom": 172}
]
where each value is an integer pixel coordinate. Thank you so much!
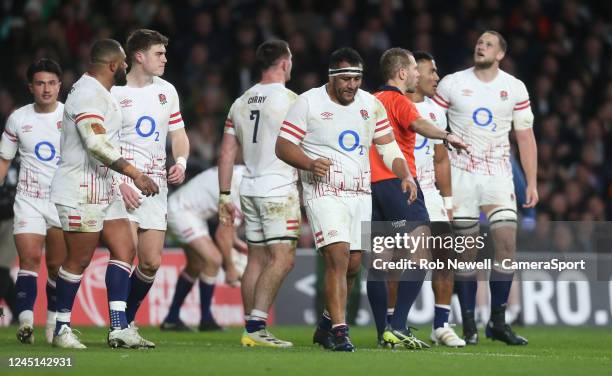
[
  {"left": 413, "top": 51, "right": 434, "bottom": 63},
  {"left": 26, "top": 58, "right": 62, "bottom": 82},
  {"left": 483, "top": 30, "right": 507, "bottom": 52},
  {"left": 329, "top": 47, "right": 364, "bottom": 69},
  {"left": 255, "top": 39, "right": 290, "bottom": 71},
  {"left": 126, "top": 29, "right": 169, "bottom": 63},
  {"left": 379, "top": 47, "right": 412, "bottom": 81},
  {"left": 90, "top": 39, "right": 124, "bottom": 65}
]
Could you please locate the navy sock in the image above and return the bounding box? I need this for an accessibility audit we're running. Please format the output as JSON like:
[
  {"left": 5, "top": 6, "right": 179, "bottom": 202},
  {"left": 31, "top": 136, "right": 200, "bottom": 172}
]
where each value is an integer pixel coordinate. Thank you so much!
[
  {"left": 366, "top": 277, "right": 388, "bottom": 337},
  {"left": 245, "top": 319, "right": 266, "bottom": 333},
  {"left": 455, "top": 273, "right": 477, "bottom": 314},
  {"left": 199, "top": 276, "right": 216, "bottom": 323},
  {"left": 125, "top": 265, "right": 155, "bottom": 323},
  {"left": 165, "top": 271, "right": 195, "bottom": 323},
  {"left": 54, "top": 267, "right": 82, "bottom": 335},
  {"left": 106, "top": 260, "right": 131, "bottom": 329},
  {"left": 433, "top": 304, "right": 451, "bottom": 329},
  {"left": 15, "top": 270, "right": 37, "bottom": 319},
  {"left": 46, "top": 278, "right": 57, "bottom": 313},
  {"left": 490, "top": 269, "right": 514, "bottom": 324},
  {"left": 390, "top": 268, "right": 427, "bottom": 331},
  {"left": 317, "top": 311, "right": 332, "bottom": 331}
]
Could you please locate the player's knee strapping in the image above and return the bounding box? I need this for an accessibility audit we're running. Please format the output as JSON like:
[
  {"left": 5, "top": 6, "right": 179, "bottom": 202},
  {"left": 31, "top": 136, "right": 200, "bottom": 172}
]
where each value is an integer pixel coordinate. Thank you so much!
[
  {"left": 487, "top": 207, "right": 517, "bottom": 230},
  {"left": 452, "top": 217, "right": 479, "bottom": 235}
]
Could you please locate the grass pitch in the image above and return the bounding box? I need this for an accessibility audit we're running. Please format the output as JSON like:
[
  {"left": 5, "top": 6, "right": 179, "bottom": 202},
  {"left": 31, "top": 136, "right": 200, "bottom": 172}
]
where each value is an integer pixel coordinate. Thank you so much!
[{"left": 1, "top": 325, "right": 610, "bottom": 375}]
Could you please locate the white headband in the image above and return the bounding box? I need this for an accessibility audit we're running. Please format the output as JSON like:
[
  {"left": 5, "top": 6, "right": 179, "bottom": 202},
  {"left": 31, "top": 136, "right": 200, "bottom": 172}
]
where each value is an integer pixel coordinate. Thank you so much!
[{"left": 328, "top": 67, "right": 363, "bottom": 76}]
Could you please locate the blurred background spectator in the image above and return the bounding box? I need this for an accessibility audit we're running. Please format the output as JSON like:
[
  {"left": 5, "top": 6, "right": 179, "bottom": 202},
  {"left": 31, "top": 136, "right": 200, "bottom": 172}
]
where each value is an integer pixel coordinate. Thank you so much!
[{"left": 0, "top": 0, "right": 610, "bottom": 239}]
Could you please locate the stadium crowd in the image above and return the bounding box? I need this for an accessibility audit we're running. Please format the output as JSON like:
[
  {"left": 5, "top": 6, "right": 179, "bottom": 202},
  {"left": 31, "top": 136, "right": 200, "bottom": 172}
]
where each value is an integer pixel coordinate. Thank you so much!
[{"left": 0, "top": 0, "right": 610, "bottom": 226}]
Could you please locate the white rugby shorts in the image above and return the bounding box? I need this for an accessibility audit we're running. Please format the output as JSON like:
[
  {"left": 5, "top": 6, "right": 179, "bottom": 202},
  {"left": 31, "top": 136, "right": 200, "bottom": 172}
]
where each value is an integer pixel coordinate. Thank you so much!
[
  {"left": 13, "top": 195, "right": 61, "bottom": 235},
  {"left": 56, "top": 199, "right": 127, "bottom": 232},
  {"left": 305, "top": 194, "right": 371, "bottom": 251},
  {"left": 240, "top": 190, "right": 300, "bottom": 245},
  {"left": 451, "top": 166, "right": 516, "bottom": 219}
]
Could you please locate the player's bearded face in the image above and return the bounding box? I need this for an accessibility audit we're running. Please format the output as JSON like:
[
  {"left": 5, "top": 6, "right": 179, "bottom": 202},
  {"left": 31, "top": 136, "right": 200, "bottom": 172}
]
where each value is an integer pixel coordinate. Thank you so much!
[
  {"left": 114, "top": 64, "right": 128, "bottom": 86},
  {"left": 474, "top": 34, "right": 502, "bottom": 68},
  {"left": 331, "top": 75, "right": 362, "bottom": 105}
]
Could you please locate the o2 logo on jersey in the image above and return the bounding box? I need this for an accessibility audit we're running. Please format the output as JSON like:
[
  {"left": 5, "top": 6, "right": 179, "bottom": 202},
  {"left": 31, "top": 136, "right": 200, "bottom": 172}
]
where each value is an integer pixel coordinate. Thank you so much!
[
  {"left": 136, "top": 116, "right": 160, "bottom": 141},
  {"left": 338, "top": 130, "right": 364, "bottom": 155},
  {"left": 34, "top": 141, "right": 56, "bottom": 162},
  {"left": 472, "top": 107, "right": 497, "bottom": 132}
]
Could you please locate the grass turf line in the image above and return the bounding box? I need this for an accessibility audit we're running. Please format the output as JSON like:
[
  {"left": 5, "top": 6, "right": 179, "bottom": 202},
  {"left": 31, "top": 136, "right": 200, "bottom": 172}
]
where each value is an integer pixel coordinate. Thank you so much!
[{"left": 0, "top": 326, "right": 610, "bottom": 375}]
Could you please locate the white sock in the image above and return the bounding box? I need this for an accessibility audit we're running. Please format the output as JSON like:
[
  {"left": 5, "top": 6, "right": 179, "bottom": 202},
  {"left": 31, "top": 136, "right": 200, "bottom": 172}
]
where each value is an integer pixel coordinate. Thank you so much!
[
  {"left": 18, "top": 310, "right": 34, "bottom": 326},
  {"left": 46, "top": 311, "right": 57, "bottom": 325}
]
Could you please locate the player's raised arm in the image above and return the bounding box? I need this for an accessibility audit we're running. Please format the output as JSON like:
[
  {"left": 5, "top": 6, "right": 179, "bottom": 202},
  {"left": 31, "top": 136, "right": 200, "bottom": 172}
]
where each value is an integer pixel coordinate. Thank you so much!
[{"left": 410, "top": 118, "right": 468, "bottom": 152}]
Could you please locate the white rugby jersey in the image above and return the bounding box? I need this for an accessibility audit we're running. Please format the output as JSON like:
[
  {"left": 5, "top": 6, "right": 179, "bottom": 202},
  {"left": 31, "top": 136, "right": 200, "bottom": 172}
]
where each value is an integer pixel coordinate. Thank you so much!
[
  {"left": 225, "top": 83, "right": 298, "bottom": 197},
  {"left": 0, "top": 103, "right": 63, "bottom": 199},
  {"left": 112, "top": 76, "right": 184, "bottom": 189},
  {"left": 168, "top": 165, "right": 245, "bottom": 220},
  {"left": 414, "top": 96, "right": 447, "bottom": 191},
  {"left": 433, "top": 67, "right": 532, "bottom": 176},
  {"left": 280, "top": 85, "right": 391, "bottom": 200},
  {"left": 50, "top": 74, "right": 123, "bottom": 206}
]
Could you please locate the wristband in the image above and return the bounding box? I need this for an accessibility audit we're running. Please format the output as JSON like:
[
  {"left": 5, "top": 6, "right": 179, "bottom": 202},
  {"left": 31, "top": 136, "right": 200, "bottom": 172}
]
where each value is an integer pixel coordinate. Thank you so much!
[
  {"left": 219, "top": 192, "right": 232, "bottom": 204},
  {"left": 175, "top": 156, "right": 187, "bottom": 170},
  {"left": 443, "top": 196, "right": 453, "bottom": 210}
]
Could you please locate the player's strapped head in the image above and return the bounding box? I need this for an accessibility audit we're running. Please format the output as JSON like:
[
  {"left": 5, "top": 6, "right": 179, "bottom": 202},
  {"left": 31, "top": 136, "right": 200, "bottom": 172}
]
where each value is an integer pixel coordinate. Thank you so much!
[
  {"left": 328, "top": 47, "right": 364, "bottom": 76},
  {"left": 89, "top": 39, "right": 127, "bottom": 85},
  {"left": 126, "top": 29, "right": 169, "bottom": 64},
  {"left": 26, "top": 58, "right": 62, "bottom": 82}
]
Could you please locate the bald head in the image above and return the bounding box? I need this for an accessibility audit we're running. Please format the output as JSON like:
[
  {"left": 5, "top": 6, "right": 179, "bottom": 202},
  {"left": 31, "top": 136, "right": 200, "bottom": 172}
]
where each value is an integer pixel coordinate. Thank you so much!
[
  {"left": 90, "top": 39, "right": 125, "bottom": 66},
  {"left": 88, "top": 39, "right": 127, "bottom": 86}
]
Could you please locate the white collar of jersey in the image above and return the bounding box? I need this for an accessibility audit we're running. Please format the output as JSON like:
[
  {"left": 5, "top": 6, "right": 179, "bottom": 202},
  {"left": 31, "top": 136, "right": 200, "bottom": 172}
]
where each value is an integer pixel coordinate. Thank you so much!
[{"left": 328, "top": 67, "right": 363, "bottom": 76}]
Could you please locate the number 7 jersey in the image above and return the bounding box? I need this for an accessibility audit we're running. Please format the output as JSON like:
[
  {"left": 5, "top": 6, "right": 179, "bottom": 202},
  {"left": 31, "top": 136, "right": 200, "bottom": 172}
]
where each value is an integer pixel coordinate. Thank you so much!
[
  {"left": 225, "top": 83, "right": 298, "bottom": 197},
  {"left": 111, "top": 76, "right": 184, "bottom": 189}
]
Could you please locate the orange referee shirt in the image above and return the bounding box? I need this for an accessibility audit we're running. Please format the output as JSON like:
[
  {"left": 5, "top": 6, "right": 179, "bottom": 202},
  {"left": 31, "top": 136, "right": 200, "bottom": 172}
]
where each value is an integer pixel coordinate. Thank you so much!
[{"left": 370, "top": 85, "right": 421, "bottom": 182}]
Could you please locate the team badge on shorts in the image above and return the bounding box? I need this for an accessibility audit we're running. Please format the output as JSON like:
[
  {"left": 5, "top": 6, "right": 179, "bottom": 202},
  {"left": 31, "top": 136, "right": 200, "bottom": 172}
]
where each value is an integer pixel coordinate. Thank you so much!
[
  {"left": 429, "top": 112, "right": 436, "bottom": 121},
  {"left": 500, "top": 90, "right": 508, "bottom": 101},
  {"left": 510, "top": 193, "right": 515, "bottom": 201},
  {"left": 360, "top": 109, "right": 369, "bottom": 120},
  {"left": 56, "top": 121, "right": 62, "bottom": 130},
  {"left": 159, "top": 93, "right": 167, "bottom": 105}
]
